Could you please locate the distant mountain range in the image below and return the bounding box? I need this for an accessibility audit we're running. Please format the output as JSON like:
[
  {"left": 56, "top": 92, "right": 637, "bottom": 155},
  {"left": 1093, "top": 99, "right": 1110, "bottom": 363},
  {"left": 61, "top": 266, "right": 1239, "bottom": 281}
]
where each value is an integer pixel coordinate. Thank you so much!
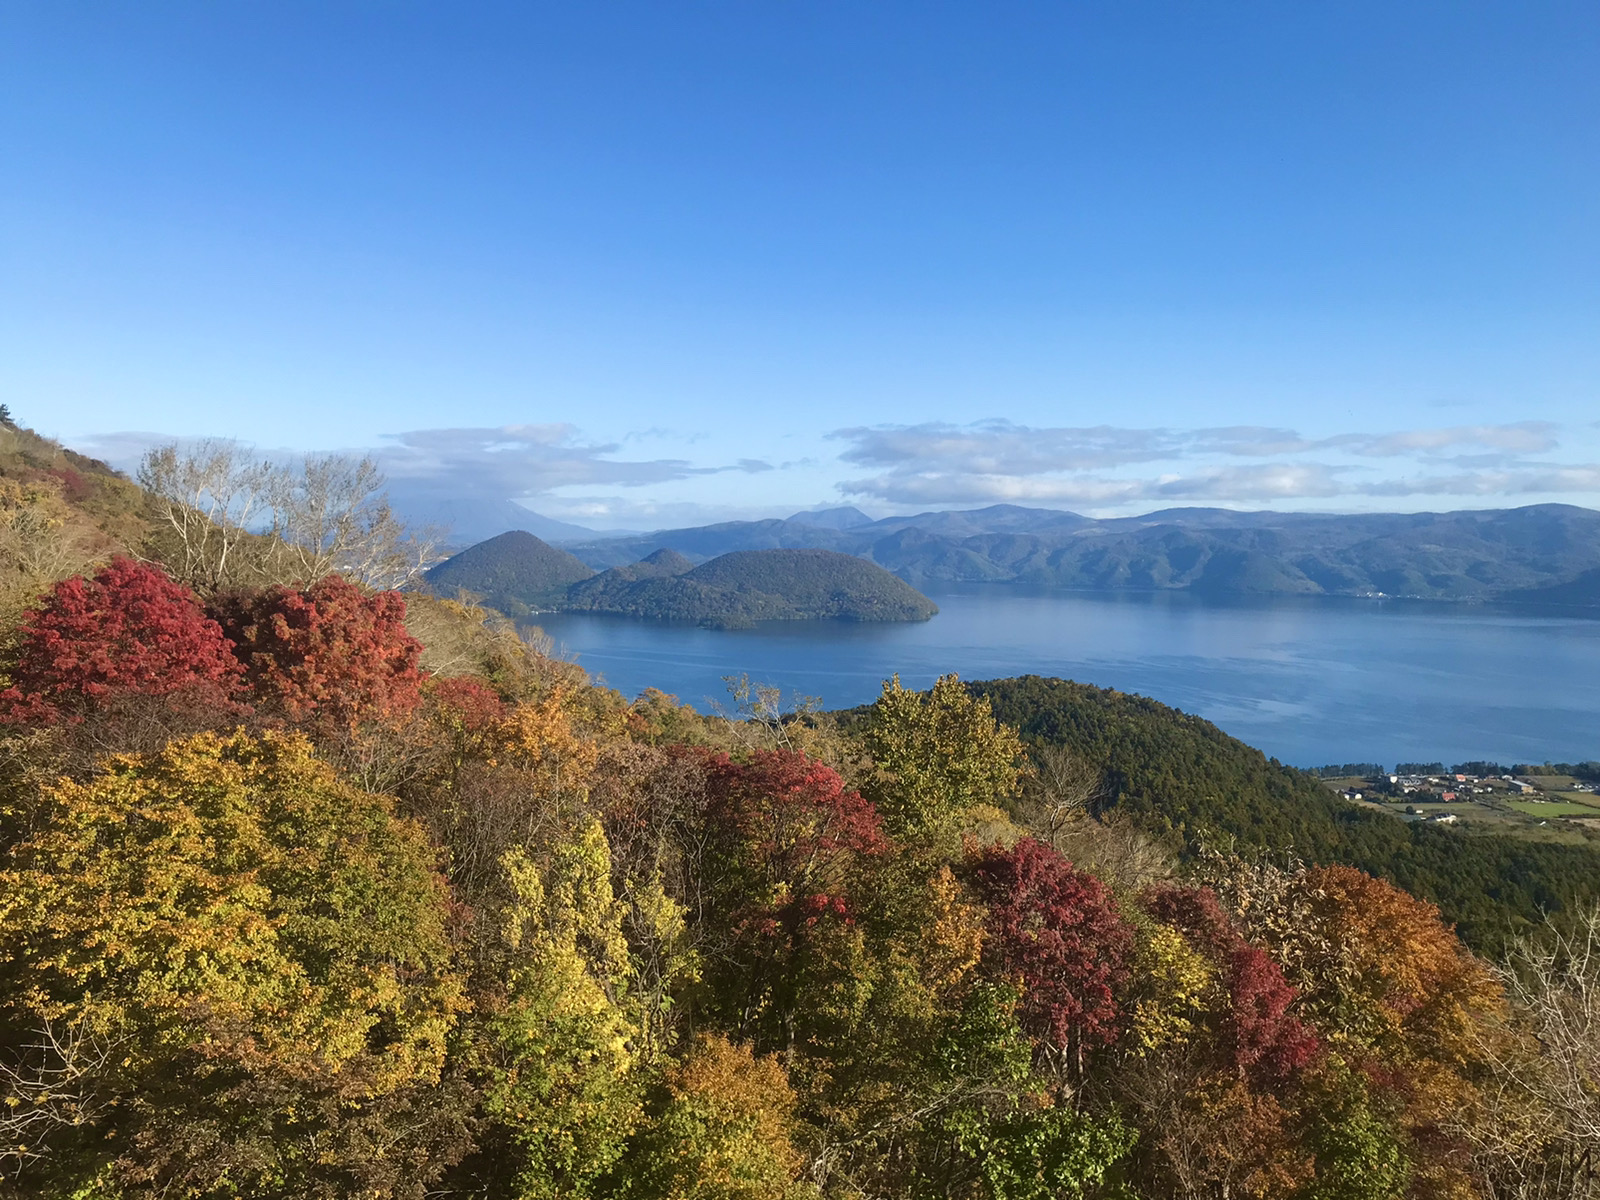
[
  {"left": 528, "top": 502, "right": 1600, "bottom": 605},
  {"left": 423, "top": 535, "right": 937, "bottom": 627}
]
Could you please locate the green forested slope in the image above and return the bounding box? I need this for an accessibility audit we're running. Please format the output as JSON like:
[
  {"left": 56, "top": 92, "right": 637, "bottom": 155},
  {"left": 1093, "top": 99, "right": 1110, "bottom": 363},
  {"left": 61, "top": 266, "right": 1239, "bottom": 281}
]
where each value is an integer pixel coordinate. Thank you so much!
[
  {"left": 966, "top": 675, "right": 1600, "bottom": 950},
  {"left": 563, "top": 547, "right": 695, "bottom": 608},
  {"left": 686, "top": 548, "right": 938, "bottom": 620}
]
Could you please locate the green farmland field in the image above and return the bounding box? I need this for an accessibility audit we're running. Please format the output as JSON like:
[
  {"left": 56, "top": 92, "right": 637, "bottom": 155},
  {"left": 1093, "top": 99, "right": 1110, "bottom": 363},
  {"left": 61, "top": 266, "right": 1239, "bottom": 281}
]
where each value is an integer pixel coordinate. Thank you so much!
[{"left": 1509, "top": 800, "right": 1600, "bottom": 818}]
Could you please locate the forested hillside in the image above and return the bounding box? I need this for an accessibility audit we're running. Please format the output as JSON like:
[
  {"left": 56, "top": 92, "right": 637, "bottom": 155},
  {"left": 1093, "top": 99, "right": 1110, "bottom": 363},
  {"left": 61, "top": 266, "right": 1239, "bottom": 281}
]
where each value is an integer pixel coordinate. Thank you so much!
[
  {"left": 561, "top": 501, "right": 1600, "bottom": 604},
  {"left": 5, "top": 423, "right": 1600, "bottom": 1198},
  {"left": 424, "top": 529, "right": 597, "bottom": 615},
  {"left": 565, "top": 547, "right": 938, "bottom": 625},
  {"left": 966, "top": 676, "right": 1600, "bottom": 951}
]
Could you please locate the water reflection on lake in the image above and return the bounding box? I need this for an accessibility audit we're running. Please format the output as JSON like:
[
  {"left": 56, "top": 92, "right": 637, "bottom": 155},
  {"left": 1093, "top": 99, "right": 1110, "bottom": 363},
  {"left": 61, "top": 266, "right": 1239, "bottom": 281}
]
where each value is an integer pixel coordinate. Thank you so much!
[{"left": 529, "top": 586, "right": 1600, "bottom": 768}]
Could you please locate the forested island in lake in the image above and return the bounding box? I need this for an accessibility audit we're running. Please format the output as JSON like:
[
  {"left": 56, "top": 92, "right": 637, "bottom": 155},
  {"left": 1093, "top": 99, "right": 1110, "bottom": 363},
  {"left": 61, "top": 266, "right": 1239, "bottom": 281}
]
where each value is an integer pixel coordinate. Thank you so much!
[{"left": 425, "top": 531, "right": 938, "bottom": 626}]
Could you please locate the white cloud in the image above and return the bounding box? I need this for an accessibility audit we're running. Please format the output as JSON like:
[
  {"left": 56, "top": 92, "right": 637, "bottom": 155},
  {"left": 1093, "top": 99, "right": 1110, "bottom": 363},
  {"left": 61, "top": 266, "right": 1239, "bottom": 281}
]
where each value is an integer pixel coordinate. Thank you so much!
[
  {"left": 69, "top": 430, "right": 184, "bottom": 471},
  {"left": 831, "top": 420, "right": 1591, "bottom": 509},
  {"left": 73, "top": 423, "right": 765, "bottom": 504},
  {"left": 1324, "top": 422, "right": 1560, "bottom": 458},
  {"left": 838, "top": 462, "right": 1353, "bottom": 507},
  {"left": 833, "top": 421, "right": 1181, "bottom": 474},
  {"left": 376, "top": 424, "right": 725, "bottom": 501}
]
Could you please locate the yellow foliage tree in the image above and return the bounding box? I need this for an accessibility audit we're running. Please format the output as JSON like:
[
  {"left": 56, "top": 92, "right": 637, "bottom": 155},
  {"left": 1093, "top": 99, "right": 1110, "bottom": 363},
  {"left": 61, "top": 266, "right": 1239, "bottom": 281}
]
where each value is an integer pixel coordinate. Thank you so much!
[
  {"left": 0, "top": 477, "right": 100, "bottom": 639},
  {"left": 920, "top": 864, "right": 987, "bottom": 995},
  {"left": 492, "top": 685, "right": 603, "bottom": 794},
  {"left": 481, "top": 820, "right": 643, "bottom": 1199},
  {"left": 860, "top": 674, "right": 1027, "bottom": 841},
  {"left": 1126, "top": 922, "right": 1216, "bottom": 1055},
  {"left": 0, "top": 730, "right": 467, "bottom": 1195},
  {"left": 619, "top": 1033, "right": 812, "bottom": 1200}
]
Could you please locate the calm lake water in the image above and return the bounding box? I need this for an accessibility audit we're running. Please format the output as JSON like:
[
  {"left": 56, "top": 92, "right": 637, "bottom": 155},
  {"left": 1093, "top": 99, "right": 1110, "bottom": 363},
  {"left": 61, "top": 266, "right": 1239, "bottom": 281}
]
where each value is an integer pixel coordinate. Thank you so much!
[{"left": 530, "top": 586, "right": 1600, "bottom": 769}]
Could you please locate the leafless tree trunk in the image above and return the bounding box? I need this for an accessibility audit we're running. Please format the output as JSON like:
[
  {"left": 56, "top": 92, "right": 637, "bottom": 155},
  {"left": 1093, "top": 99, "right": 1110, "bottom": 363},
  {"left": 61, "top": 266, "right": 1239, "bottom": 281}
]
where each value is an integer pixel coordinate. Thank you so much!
[
  {"left": 267, "top": 453, "right": 440, "bottom": 590},
  {"left": 1026, "top": 742, "right": 1103, "bottom": 836},
  {"left": 138, "top": 440, "right": 272, "bottom": 591},
  {"left": 140, "top": 444, "right": 442, "bottom": 592}
]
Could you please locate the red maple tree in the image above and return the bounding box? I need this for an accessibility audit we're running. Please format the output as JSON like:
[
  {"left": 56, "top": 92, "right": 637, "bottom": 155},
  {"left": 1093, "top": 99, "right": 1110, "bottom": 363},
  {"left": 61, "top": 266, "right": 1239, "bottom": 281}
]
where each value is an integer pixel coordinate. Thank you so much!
[
  {"left": 971, "top": 836, "right": 1134, "bottom": 1059},
  {"left": 702, "top": 748, "right": 886, "bottom": 934},
  {"left": 210, "top": 577, "right": 423, "bottom": 729},
  {"left": 425, "top": 675, "right": 506, "bottom": 731},
  {"left": 0, "top": 558, "right": 245, "bottom": 726},
  {"left": 422, "top": 674, "right": 506, "bottom": 762},
  {"left": 695, "top": 747, "right": 888, "bottom": 1054},
  {"left": 1142, "top": 884, "right": 1319, "bottom": 1083}
]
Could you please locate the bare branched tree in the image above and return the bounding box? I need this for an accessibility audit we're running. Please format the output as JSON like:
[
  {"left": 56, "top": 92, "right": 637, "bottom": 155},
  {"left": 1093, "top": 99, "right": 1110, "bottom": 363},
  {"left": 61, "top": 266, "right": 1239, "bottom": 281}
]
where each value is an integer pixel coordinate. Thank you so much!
[
  {"left": 1052, "top": 812, "right": 1174, "bottom": 891},
  {"left": 1495, "top": 910, "right": 1600, "bottom": 1144},
  {"left": 140, "top": 444, "right": 442, "bottom": 592},
  {"left": 1007, "top": 744, "right": 1173, "bottom": 888},
  {"left": 1461, "top": 906, "right": 1600, "bottom": 1197},
  {"left": 267, "top": 453, "right": 441, "bottom": 590},
  {"left": 712, "top": 673, "right": 819, "bottom": 753},
  {"left": 0, "top": 1018, "right": 124, "bottom": 1174},
  {"left": 1019, "top": 742, "right": 1103, "bottom": 841},
  {"left": 139, "top": 441, "right": 273, "bottom": 592},
  {"left": 1450, "top": 1075, "right": 1591, "bottom": 1200}
]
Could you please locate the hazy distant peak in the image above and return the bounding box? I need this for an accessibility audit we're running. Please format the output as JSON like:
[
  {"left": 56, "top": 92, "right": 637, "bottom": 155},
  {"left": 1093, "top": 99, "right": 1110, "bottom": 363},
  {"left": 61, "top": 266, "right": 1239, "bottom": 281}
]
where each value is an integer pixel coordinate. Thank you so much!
[
  {"left": 396, "top": 496, "right": 600, "bottom": 548},
  {"left": 786, "top": 506, "right": 874, "bottom": 530}
]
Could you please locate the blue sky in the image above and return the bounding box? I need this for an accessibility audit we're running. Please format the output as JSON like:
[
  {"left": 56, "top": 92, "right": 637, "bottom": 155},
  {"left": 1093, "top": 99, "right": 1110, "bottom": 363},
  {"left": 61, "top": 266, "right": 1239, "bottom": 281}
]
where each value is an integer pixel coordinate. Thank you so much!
[{"left": 3, "top": 2, "right": 1598, "bottom": 529}]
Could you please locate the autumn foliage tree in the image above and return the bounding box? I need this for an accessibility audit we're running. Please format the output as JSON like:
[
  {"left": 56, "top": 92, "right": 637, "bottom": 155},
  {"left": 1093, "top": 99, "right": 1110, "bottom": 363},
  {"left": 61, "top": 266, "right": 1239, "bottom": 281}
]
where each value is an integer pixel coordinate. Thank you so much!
[
  {"left": 1289, "top": 866, "right": 1502, "bottom": 1066},
  {"left": 969, "top": 837, "right": 1134, "bottom": 1083},
  {"left": 1200, "top": 858, "right": 1514, "bottom": 1197},
  {"left": 696, "top": 748, "right": 886, "bottom": 1056},
  {"left": 0, "top": 730, "right": 468, "bottom": 1195},
  {"left": 424, "top": 674, "right": 508, "bottom": 777},
  {"left": 1106, "top": 884, "right": 1321, "bottom": 1200},
  {"left": 0, "top": 476, "right": 100, "bottom": 631},
  {"left": 0, "top": 556, "right": 244, "bottom": 727},
  {"left": 210, "top": 575, "right": 423, "bottom": 729},
  {"left": 862, "top": 674, "right": 1027, "bottom": 840},
  {"left": 619, "top": 1034, "right": 808, "bottom": 1200},
  {"left": 702, "top": 748, "right": 886, "bottom": 931},
  {"left": 466, "top": 821, "right": 644, "bottom": 1200},
  {"left": 1141, "top": 884, "right": 1319, "bottom": 1086}
]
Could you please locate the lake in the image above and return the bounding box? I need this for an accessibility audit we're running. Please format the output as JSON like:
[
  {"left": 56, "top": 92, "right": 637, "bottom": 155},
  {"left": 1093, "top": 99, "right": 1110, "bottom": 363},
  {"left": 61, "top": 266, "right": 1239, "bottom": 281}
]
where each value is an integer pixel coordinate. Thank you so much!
[{"left": 530, "top": 586, "right": 1600, "bottom": 769}]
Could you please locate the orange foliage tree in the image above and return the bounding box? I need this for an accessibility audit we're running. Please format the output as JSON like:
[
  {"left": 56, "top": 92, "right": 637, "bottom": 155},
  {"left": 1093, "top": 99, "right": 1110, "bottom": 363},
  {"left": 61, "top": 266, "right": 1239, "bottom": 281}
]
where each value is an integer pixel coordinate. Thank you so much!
[{"left": 619, "top": 1034, "right": 807, "bottom": 1200}]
